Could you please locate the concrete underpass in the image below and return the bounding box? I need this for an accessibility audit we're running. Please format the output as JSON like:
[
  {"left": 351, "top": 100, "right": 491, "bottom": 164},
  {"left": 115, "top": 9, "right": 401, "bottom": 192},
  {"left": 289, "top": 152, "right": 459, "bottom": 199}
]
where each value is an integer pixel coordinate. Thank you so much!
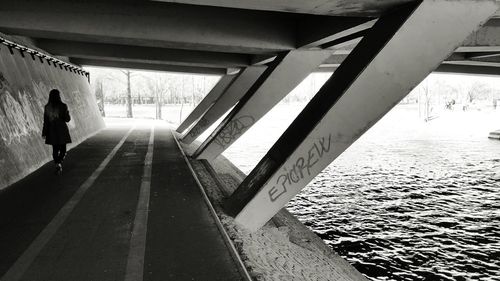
[{"left": 1, "top": 0, "right": 500, "bottom": 280}]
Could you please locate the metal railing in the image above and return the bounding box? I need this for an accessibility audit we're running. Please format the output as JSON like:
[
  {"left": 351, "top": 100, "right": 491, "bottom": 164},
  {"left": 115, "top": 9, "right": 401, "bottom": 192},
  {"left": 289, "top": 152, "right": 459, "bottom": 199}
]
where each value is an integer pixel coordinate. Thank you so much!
[{"left": 0, "top": 36, "right": 90, "bottom": 82}]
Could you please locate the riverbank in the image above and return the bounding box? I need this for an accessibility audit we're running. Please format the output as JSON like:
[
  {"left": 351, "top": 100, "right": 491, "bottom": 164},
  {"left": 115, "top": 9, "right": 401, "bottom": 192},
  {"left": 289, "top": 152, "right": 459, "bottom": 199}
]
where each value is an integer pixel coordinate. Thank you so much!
[{"left": 179, "top": 136, "right": 368, "bottom": 281}]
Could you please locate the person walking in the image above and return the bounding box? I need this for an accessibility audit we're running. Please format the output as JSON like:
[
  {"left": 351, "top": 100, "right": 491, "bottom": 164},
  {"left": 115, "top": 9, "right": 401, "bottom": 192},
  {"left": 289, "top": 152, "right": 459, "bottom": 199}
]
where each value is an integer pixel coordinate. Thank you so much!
[{"left": 42, "top": 89, "right": 72, "bottom": 175}]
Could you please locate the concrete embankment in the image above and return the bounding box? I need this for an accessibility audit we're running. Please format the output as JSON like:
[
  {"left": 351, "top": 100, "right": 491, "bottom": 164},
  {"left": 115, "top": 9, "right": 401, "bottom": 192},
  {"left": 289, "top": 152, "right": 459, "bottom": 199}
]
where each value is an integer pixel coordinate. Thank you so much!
[
  {"left": 179, "top": 137, "right": 368, "bottom": 281},
  {"left": 0, "top": 36, "right": 104, "bottom": 191}
]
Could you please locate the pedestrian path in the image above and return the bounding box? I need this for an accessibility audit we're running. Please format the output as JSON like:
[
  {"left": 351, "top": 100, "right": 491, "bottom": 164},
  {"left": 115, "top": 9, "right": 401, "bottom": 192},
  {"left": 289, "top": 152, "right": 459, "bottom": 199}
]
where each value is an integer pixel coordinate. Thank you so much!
[{"left": 0, "top": 122, "right": 247, "bottom": 281}]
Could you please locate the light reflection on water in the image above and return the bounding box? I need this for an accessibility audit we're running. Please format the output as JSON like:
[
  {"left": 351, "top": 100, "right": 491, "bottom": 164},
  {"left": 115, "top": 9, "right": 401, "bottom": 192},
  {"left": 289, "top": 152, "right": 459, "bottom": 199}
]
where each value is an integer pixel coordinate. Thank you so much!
[{"left": 223, "top": 104, "right": 500, "bottom": 281}]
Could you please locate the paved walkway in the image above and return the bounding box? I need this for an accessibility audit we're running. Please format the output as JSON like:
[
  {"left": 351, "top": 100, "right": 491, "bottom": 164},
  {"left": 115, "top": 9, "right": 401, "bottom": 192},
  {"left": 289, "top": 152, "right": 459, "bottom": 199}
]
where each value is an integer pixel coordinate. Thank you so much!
[{"left": 0, "top": 122, "right": 246, "bottom": 281}]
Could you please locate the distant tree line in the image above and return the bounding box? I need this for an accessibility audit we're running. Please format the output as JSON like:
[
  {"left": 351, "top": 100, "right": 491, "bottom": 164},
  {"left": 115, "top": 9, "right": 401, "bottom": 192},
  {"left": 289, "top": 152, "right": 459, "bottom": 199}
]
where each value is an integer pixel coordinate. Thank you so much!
[
  {"left": 89, "top": 67, "right": 218, "bottom": 118},
  {"left": 89, "top": 68, "right": 500, "bottom": 119}
]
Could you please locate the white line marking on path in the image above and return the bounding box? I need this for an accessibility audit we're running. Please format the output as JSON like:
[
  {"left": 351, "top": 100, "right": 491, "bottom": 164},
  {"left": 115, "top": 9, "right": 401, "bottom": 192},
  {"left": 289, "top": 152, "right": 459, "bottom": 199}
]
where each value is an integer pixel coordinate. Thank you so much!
[
  {"left": 0, "top": 126, "right": 135, "bottom": 281},
  {"left": 124, "top": 125, "right": 155, "bottom": 281}
]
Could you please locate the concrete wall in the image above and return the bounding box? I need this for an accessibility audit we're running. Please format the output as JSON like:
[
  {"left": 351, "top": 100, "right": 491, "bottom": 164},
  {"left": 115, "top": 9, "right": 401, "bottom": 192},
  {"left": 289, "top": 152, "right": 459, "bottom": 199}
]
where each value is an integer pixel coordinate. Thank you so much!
[{"left": 0, "top": 43, "right": 104, "bottom": 191}]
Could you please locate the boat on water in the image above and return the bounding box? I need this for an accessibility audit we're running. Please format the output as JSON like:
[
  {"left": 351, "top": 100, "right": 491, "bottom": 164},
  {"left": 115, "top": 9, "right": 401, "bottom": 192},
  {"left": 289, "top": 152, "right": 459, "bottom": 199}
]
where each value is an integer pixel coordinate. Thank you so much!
[{"left": 488, "top": 130, "right": 500, "bottom": 139}]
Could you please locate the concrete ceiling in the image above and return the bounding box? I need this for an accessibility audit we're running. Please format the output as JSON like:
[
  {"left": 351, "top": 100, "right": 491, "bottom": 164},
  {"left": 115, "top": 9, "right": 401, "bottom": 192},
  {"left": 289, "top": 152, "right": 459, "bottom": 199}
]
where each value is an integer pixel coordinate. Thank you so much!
[
  {"left": 152, "top": 0, "right": 500, "bottom": 17},
  {"left": 151, "top": 0, "right": 414, "bottom": 17},
  {"left": 0, "top": 0, "right": 499, "bottom": 75}
]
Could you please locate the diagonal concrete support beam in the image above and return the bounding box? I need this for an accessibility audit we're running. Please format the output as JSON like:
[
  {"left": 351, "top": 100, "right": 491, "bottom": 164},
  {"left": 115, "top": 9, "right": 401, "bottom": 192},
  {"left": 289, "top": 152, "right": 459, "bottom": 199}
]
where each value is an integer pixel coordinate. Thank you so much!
[
  {"left": 297, "top": 17, "right": 376, "bottom": 48},
  {"left": 465, "top": 52, "right": 500, "bottom": 59},
  {"left": 224, "top": 0, "right": 498, "bottom": 231},
  {"left": 251, "top": 55, "right": 276, "bottom": 66},
  {"left": 442, "top": 60, "right": 500, "bottom": 68},
  {"left": 435, "top": 64, "right": 500, "bottom": 76},
  {"left": 181, "top": 66, "right": 266, "bottom": 144},
  {"left": 177, "top": 75, "right": 236, "bottom": 133},
  {"left": 192, "top": 50, "right": 331, "bottom": 160}
]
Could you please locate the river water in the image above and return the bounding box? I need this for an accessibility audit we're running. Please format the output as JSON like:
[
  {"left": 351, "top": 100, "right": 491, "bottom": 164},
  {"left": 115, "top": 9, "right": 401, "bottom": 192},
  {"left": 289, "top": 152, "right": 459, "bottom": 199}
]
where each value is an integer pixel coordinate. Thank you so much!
[{"left": 222, "top": 104, "right": 500, "bottom": 281}]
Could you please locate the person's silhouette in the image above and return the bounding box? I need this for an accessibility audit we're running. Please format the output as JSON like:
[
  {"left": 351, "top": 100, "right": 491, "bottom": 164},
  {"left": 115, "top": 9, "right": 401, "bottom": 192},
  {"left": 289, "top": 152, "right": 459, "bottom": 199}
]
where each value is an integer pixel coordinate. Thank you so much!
[{"left": 42, "top": 89, "right": 72, "bottom": 175}]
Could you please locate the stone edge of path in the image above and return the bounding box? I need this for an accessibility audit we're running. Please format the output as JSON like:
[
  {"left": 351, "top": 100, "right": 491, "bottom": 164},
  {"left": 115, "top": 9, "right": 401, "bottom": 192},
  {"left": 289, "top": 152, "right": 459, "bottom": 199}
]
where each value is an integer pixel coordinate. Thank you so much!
[{"left": 171, "top": 130, "right": 253, "bottom": 281}]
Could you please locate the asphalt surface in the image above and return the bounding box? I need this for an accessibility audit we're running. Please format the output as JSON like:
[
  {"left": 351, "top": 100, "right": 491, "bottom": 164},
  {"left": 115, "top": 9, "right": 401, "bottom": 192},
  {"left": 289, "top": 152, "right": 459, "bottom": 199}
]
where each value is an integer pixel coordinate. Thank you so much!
[{"left": 0, "top": 123, "right": 245, "bottom": 281}]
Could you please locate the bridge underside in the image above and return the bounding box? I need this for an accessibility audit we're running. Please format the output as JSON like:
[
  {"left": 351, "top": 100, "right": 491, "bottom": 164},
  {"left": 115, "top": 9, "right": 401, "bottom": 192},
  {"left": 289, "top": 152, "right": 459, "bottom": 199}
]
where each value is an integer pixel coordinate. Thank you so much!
[
  {"left": 1, "top": 0, "right": 500, "bottom": 75},
  {"left": 1, "top": 0, "right": 499, "bottom": 232}
]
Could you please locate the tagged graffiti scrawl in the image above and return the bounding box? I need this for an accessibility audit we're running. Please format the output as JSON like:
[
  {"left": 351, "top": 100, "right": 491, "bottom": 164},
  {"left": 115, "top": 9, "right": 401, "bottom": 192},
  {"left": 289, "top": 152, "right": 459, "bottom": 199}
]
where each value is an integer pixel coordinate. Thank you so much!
[
  {"left": 0, "top": 72, "right": 7, "bottom": 92},
  {"left": 268, "top": 134, "right": 332, "bottom": 202},
  {"left": 188, "top": 117, "right": 209, "bottom": 139},
  {"left": 0, "top": 73, "right": 45, "bottom": 145},
  {"left": 214, "top": 115, "right": 254, "bottom": 148}
]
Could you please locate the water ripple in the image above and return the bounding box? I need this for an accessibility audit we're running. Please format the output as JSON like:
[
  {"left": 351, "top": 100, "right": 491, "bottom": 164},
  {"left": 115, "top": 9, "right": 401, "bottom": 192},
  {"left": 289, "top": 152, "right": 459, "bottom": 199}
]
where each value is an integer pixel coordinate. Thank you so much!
[
  {"left": 287, "top": 140, "right": 500, "bottom": 280},
  {"left": 224, "top": 105, "right": 500, "bottom": 280}
]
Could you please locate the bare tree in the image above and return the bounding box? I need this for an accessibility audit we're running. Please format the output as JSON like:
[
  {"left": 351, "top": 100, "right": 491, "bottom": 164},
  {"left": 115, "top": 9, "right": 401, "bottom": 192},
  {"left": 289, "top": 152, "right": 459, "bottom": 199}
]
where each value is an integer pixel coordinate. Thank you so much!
[
  {"left": 119, "top": 70, "right": 134, "bottom": 118},
  {"left": 419, "top": 80, "right": 433, "bottom": 121},
  {"left": 145, "top": 74, "right": 170, "bottom": 120},
  {"left": 137, "top": 89, "right": 142, "bottom": 105},
  {"left": 466, "top": 81, "right": 490, "bottom": 103},
  {"left": 179, "top": 76, "right": 185, "bottom": 123},
  {"left": 95, "top": 80, "right": 105, "bottom": 117},
  {"left": 89, "top": 70, "right": 117, "bottom": 117}
]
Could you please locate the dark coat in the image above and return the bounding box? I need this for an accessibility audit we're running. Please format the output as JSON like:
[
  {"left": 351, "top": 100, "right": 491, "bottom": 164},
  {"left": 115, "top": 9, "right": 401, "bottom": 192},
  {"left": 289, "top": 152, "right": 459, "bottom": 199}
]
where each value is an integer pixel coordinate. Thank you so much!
[{"left": 42, "top": 103, "right": 72, "bottom": 145}]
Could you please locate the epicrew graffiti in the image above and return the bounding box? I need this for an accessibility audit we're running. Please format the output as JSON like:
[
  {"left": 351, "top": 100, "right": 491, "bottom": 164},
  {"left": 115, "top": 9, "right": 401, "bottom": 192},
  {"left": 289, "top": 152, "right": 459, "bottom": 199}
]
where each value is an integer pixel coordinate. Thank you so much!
[
  {"left": 268, "top": 134, "right": 332, "bottom": 202},
  {"left": 0, "top": 72, "right": 7, "bottom": 92}
]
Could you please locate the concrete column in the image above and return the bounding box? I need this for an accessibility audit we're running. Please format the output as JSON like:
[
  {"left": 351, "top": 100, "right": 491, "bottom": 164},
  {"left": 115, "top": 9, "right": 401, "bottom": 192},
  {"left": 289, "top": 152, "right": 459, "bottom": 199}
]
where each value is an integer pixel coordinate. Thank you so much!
[
  {"left": 181, "top": 66, "right": 266, "bottom": 144},
  {"left": 176, "top": 74, "right": 236, "bottom": 133},
  {"left": 224, "top": 0, "right": 498, "bottom": 231},
  {"left": 193, "top": 49, "right": 331, "bottom": 160}
]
